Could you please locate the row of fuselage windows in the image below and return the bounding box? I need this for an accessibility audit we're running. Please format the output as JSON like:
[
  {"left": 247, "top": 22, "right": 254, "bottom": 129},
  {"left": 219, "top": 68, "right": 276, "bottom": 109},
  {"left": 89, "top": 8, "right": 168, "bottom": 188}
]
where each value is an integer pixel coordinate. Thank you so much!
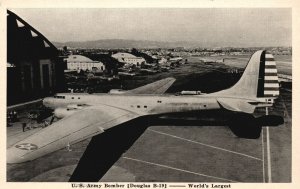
[
  {"left": 54, "top": 96, "right": 65, "bottom": 99},
  {"left": 52, "top": 97, "right": 208, "bottom": 109},
  {"left": 54, "top": 96, "right": 162, "bottom": 103},
  {"left": 137, "top": 105, "right": 147, "bottom": 108},
  {"left": 54, "top": 96, "right": 80, "bottom": 100},
  {"left": 54, "top": 95, "right": 153, "bottom": 109},
  {"left": 130, "top": 100, "right": 163, "bottom": 109},
  {"left": 134, "top": 103, "right": 207, "bottom": 109},
  {"left": 54, "top": 96, "right": 155, "bottom": 110}
]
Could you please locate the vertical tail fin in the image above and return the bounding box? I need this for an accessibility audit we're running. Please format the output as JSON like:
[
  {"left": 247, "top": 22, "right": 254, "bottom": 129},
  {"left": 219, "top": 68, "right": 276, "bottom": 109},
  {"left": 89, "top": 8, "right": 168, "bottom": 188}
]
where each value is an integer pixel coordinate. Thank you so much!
[{"left": 212, "top": 50, "right": 280, "bottom": 101}]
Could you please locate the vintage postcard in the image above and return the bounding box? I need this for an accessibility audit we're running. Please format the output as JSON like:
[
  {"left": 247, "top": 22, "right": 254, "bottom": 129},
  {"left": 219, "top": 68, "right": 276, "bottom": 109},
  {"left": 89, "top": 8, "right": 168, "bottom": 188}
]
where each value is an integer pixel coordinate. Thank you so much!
[{"left": 0, "top": 0, "right": 299, "bottom": 189}]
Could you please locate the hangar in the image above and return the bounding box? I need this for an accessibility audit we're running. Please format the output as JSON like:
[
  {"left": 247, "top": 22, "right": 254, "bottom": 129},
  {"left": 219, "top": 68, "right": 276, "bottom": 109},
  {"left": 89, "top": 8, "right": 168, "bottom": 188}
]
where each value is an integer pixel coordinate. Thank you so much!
[
  {"left": 112, "top": 52, "right": 146, "bottom": 67},
  {"left": 7, "top": 10, "right": 66, "bottom": 105},
  {"left": 66, "top": 55, "right": 105, "bottom": 72}
]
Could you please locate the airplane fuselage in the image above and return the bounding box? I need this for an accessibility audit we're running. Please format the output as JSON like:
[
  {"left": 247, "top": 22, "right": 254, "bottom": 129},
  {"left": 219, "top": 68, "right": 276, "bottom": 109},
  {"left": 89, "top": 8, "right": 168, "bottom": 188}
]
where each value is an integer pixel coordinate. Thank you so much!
[{"left": 43, "top": 93, "right": 256, "bottom": 116}]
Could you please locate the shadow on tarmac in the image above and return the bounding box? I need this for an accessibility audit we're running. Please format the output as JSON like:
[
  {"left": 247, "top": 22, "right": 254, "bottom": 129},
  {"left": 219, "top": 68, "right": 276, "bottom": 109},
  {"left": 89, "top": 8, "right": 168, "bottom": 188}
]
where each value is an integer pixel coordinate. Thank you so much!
[{"left": 69, "top": 110, "right": 283, "bottom": 182}]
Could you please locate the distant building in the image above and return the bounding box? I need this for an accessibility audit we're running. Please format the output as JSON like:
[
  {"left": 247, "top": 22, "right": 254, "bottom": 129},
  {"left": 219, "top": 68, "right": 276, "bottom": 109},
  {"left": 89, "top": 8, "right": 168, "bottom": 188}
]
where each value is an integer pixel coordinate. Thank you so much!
[
  {"left": 158, "top": 57, "right": 168, "bottom": 64},
  {"left": 131, "top": 48, "right": 157, "bottom": 64},
  {"left": 85, "top": 53, "right": 121, "bottom": 75},
  {"left": 112, "top": 52, "right": 146, "bottom": 67},
  {"left": 7, "top": 10, "right": 66, "bottom": 105},
  {"left": 66, "top": 55, "right": 105, "bottom": 71},
  {"left": 169, "top": 57, "right": 183, "bottom": 63}
]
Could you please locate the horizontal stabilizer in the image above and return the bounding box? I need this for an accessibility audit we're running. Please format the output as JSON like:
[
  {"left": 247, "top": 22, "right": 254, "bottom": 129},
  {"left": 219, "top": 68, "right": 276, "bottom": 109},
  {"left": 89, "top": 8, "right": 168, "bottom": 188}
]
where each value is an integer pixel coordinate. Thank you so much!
[
  {"left": 217, "top": 98, "right": 256, "bottom": 114},
  {"left": 125, "top": 77, "right": 176, "bottom": 94}
]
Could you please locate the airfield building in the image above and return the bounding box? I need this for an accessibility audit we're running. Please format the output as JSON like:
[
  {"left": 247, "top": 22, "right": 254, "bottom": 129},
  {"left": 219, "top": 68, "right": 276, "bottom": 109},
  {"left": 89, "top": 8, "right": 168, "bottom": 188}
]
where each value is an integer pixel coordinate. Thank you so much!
[
  {"left": 112, "top": 52, "right": 146, "bottom": 67},
  {"left": 66, "top": 55, "right": 105, "bottom": 71},
  {"left": 7, "top": 10, "right": 66, "bottom": 105}
]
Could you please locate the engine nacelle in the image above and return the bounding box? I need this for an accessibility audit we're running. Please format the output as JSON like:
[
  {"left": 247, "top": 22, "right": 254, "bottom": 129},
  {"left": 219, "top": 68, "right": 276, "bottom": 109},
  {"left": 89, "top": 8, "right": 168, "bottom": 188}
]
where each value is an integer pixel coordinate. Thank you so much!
[{"left": 54, "top": 108, "right": 79, "bottom": 119}]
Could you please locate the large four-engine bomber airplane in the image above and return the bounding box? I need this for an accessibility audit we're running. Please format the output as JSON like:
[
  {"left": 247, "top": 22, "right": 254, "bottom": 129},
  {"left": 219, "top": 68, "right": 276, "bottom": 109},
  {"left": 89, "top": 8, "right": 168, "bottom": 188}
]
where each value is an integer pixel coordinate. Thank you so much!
[{"left": 7, "top": 51, "right": 281, "bottom": 172}]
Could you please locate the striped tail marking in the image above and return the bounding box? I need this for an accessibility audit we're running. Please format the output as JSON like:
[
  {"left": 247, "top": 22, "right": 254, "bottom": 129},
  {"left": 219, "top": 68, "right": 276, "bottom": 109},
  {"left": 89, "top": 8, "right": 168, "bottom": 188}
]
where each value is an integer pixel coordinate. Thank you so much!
[
  {"left": 257, "top": 51, "right": 280, "bottom": 98},
  {"left": 264, "top": 53, "right": 279, "bottom": 97}
]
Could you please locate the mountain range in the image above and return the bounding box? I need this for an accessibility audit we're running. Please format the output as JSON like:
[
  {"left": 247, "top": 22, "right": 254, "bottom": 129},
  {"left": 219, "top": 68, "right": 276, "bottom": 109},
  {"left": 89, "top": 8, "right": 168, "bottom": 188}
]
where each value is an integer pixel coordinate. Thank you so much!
[{"left": 53, "top": 39, "right": 202, "bottom": 49}]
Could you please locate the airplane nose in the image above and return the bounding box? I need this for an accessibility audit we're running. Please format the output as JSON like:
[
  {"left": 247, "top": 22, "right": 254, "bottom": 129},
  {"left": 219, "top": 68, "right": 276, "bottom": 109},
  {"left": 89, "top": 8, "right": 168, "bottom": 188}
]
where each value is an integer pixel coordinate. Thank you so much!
[
  {"left": 42, "top": 97, "right": 52, "bottom": 107},
  {"left": 42, "top": 98, "right": 47, "bottom": 105}
]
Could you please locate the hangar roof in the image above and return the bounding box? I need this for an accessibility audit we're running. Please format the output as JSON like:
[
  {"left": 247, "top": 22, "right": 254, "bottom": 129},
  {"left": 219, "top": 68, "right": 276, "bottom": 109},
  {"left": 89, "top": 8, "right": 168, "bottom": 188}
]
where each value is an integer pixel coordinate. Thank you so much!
[
  {"left": 112, "top": 52, "right": 137, "bottom": 58},
  {"left": 66, "top": 55, "right": 100, "bottom": 63}
]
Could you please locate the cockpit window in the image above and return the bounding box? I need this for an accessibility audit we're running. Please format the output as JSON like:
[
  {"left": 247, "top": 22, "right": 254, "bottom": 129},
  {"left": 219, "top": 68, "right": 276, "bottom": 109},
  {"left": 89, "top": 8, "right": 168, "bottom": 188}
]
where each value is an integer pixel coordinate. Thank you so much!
[{"left": 54, "top": 95, "right": 65, "bottom": 99}]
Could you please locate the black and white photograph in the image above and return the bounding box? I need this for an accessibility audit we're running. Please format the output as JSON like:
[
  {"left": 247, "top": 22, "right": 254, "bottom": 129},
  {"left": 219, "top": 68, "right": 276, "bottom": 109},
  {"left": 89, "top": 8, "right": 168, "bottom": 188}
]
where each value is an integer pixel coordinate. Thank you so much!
[{"left": 2, "top": 1, "right": 298, "bottom": 187}]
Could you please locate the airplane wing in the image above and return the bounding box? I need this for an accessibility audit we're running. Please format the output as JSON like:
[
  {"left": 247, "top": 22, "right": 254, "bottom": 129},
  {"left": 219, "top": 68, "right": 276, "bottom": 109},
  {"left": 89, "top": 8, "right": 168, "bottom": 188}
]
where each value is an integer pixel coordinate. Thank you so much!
[
  {"left": 7, "top": 105, "right": 140, "bottom": 164},
  {"left": 125, "top": 77, "right": 176, "bottom": 94}
]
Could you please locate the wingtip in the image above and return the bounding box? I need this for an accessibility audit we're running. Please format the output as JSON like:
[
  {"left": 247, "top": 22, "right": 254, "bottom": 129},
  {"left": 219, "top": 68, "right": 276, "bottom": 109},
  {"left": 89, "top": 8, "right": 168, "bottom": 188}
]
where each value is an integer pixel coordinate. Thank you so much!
[
  {"left": 7, "top": 142, "right": 39, "bottom": 164},
  {"left": 7, "top": 147, "right": 28, "bottom": 164},
  {"left": 166, "top": 77, "right": 176, "bottom": 81}
]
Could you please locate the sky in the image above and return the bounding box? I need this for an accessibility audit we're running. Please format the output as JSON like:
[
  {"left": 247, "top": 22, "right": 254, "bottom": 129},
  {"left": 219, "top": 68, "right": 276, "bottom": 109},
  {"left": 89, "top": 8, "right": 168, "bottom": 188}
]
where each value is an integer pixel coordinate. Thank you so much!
[{"left": 10, "top": 8, "right": 292, "bottom": 47}]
